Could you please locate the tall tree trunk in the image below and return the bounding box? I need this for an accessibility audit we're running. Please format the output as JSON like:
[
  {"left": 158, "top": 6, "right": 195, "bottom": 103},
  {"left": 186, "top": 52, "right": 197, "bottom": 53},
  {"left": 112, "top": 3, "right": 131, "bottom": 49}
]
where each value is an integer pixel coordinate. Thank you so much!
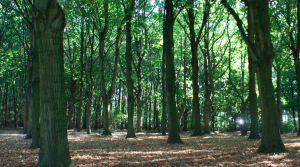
[
  {"left": 187, "top": 0, "right": 208, "bottom": 137},
  {"left": 289, "top": 0, "right": 300, "bottom": 136},
  {"left": 222, "top": 0, "right": 287, "bottom": 153},
  {"left": 203, "top": 32, "right": 211, "bottom": 134},
  {"left": 77, "top": 10, "right": 85, "bottom": 132},
  {"left": 136, "top": 93, "right": 142, "bottom": 132},
  {"left": 32, "top": 0, "right": 72, "bottom": 166},
  {"left": 67, "top": 33, "right": 78, "bottom": 130},
  {"left": 248, "top": 7, "right": 260, "bottom": 140},
  {"left": 13, "top": 84, "right": 17, "bottom": 127},
  {"left": 68, "top": 77, "right": 78, "bottom": 129},
  {"left": 188, "top": 8, "right": 202, "bottom": 136},
  {"left": 86, "top": 28, "right": 94, "bottom": 134},
  {"left": 94, "top": 95, "right": 100, "bottom": 130},
  {"left": 164, "top": 0, "right": 183, "bottom": 144},
  {"left": 23, "top": 32, "right": 33, "bottom": 133},
  {"left": 82, "top": 103, "right": 87, "bottom": 130},
  {"left": 26, "top": 40, "right": 40, "bottom": 139},
  {"left": 4, "top": 82, "right": 8, "bottom": 127},
  {"left": 240, "top": 100, "right": 249, "bottom": 136},
  {"left": 289, "top": 73, "right": 297, "bottom": 131},
  {"left": 29, "top": 42, "right": 41, "bottom": 148},
  {"left": 161, "top": 38, "right": 167, "bottom": 135},
  {"left": 125, "top": 19, "right": 136, "bottom": 138},
  {"left": 276, "top": 69, "right": 283, "bottom": 134},
  {"left": 154, "top": 96, "right": 160, "bottom": 131}
]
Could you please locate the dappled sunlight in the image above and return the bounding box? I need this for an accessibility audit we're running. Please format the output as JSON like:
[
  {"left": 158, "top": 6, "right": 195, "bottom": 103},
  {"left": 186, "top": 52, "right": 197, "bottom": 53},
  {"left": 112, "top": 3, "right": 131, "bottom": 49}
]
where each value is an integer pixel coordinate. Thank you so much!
[{"left": 1, "top": 128, "right": 300, "bottom": 166}]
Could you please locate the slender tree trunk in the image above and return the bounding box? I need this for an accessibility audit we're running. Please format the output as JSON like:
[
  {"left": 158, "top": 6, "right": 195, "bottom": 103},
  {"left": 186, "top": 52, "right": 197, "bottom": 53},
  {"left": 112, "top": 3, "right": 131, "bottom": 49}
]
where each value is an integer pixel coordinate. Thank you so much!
[
  {"left": 276, "top": 70, "right": 283, "bottom": 134},
  {"left": 4, "top": 83, "right": 8, "bottom": 127},
  {"left": 154, "top": 96, "right": 160, "bottom": 132},
  {"left": 161, "top": 41, "right": 167, "bottom": 135},
  {"left": 29, "top": 41, "right": 41, "bottom": 148},
  {"left": 289, "top": 74, "right": 297, "bottom": 131},
  {"left": 189, "top": 11, "right": 202, "bottom": 136},
  {"left": 13, "top": 84, "right": 17, "bottom": 127},
  {"left": 86, "top": 30, "right": 94, "bottom": 134},
  {"left": 240, "top": 100, "right": 248, "bottom": 136},
  {"left": 67, "top": 37, "right": 78, "bottom": 130},
  {"left": 23, "top": 32, "right": 33, "bottom": 133},
  {"left": 164, "top": 0, "right": 183, "bottom": 144},
  {"left": 136, "top": 93, "right": 142, "bottom": 132},
  {"left": 149, "top": 92, "right": 152, "bottom": 130},
  {"left": 82, "top": 103, "right": 87, "bottom": 130},
  {"left": 203, "top": 34, "right": 211, "bottom": 134},
  {"left": 68, "top": 77, "right": 77, "bottom": 129},
  {"left": 77, "top": 11, "right": 85, "bottom": 132},
  {"left": 32, "top": 0, "right": 72, "bottom": 166},
  {"left": 125, "top": 18, "right": 136, "bottom": 138},
  {"left": 248, "top": 8, "right": 260, "bottom": 139}
]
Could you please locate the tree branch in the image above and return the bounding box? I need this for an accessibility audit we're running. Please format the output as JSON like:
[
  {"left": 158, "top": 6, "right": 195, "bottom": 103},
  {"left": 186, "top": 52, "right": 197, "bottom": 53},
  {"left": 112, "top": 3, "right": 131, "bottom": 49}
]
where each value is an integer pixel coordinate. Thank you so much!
[{"left": 221, "top": 0, "right": 257, "bottom": 61}]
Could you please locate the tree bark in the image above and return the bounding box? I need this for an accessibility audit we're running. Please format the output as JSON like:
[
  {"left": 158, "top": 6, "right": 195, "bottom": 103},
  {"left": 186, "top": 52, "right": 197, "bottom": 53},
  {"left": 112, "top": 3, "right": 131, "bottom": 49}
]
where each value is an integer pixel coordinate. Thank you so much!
[
  {"left": 86, "top": 27, "right": 95, "bottom": 134},
  {"left": 29, "top": 42, "right": 40, "bottom": 148},
  {"left": 161, "top": 39, "right": 167, "bottom": 135},
  {"left": 125, "top": 19, "right": 136, "bottom": 138},
  {"left": 77, "top": 9, "right": 85, "bottom": 132},
  {"left": 248, "top": 7, "right": 260, "bottom": 140},
  {"left": 187, "top": 0, "right": 207, "bottom": 136},
  {"left": 4, "top": 82, "right": 8, "bottom": 127},
  {"left": 276, "top": 69, "right": 283, "bottom": 134},
  {"left": 164, "top": 0, "right": 183, "bottom": 144},
  {"left": 32, "top": 0, "right": 72, "bottom": 166}
]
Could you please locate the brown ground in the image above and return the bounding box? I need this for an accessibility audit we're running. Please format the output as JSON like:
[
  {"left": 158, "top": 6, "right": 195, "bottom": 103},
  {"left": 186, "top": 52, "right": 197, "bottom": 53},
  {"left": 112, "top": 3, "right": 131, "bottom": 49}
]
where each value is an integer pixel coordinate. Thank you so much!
[{"left": 0, "top": 127, "right": 299, "bottom": 166}]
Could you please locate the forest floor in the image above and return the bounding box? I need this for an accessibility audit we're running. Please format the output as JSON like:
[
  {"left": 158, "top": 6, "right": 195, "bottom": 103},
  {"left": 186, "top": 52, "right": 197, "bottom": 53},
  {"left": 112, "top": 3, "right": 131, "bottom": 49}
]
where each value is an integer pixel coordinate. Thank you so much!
[{"left": 0, "top": 127, "right": 300, "bottom": 166}]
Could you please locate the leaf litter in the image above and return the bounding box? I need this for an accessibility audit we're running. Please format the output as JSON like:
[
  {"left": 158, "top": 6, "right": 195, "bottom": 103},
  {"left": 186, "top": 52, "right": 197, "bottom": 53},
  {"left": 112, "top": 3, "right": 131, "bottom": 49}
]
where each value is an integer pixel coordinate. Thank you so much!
[{"left": 1, "top": 128, "right": 300, "bottom": 166}]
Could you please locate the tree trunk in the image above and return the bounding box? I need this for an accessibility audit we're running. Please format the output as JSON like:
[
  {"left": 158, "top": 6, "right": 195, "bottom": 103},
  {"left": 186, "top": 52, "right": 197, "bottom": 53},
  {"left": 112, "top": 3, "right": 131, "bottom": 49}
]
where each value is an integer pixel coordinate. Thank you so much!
[
  {"left": 164, "top": 0, "right": 183, "bottom": 144},
  {"left": 188, "top": 3, "right": 203, "bottom": 136},
  {"left": 68, "top": 77, "right": 77, "bottom": 129},
  {"left": 222, "top": 0, "right": 287, "bottom": 153},
  {"left": 161, "top": 39, "right": 167, "bottom": 135},
  {"left": 67, "top": 43, "right": 78, "bottom": 130},
  {"left": 136, "top": 93, "right": 142, "bottom": 132},
  {"left": 154, "top": 96, "right": 160, "bottom": 132},
  {"left": 203, "top": 27, "right": 212, "bottom": 134},
  {"left": 276, "top": 69, "right": 283, "bottom": 134},
  {"left": 29, "top": 43, "right": 41, "bottom": 148},
  {"left": 86, "top": 30, "right": 94, "bottom": 134},
  {"left": 86, "top": 90, "right": 92, "bottom": 134},
  {"left": 253, "top": 1, "right": 287, "bottom": 153},
  {"left": 4, "top": 82, "right": 8, "bottom": 127},
  {"left": 240, "top": 100, "right": 248, "bottom": 136},
  {"left": 13, "top": 85, "right": 17, "bottom": 127},
  {"left": 77, "top": 11, "right": 85, "bottom": 132},
  {"left": 82, "top": 104, "right": 87, "bottom": 130},
  {"left": 32, "top": 0, "right": 72, "bottom": 166},
  {"left": 248, "top": 8, "right": 260, "bottom": 140},
  {"left": 125, "top": 19, "right": 136, "bottom": 138},
  {"left": 23, "top": 34, "right": 33, "bottom": 133}
]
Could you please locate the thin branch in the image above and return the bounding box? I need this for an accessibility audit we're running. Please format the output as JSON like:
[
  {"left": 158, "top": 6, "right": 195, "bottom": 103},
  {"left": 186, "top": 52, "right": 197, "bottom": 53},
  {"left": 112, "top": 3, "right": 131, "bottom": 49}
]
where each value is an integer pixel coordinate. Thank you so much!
[{"left": 221, "top": 0, "right": 257, "bottom": 61}]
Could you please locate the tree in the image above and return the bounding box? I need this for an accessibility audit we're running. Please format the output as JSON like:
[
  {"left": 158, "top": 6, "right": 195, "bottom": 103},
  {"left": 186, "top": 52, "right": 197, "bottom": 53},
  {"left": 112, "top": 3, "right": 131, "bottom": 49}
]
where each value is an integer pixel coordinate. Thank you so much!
[
  {"left": 31, "top": 0, "right": 72, "bottom": 166},
  {"left": 247, "top": 6, "right": 260, "bottom": 140},
  {"left": 221, "top": 0, "right": 288, "bottom": 153},
  {"left": 186, "top": 0, "right": 210, "bottom": 136},
  {"left": 163, "top": 0, "right": 184, "bottom": 144},
  {"left": 98, "top": 0, "right": 112, "bottom": 135},
  {"left": 124, "top": 0, "right": 136, "bottom": 138}
]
